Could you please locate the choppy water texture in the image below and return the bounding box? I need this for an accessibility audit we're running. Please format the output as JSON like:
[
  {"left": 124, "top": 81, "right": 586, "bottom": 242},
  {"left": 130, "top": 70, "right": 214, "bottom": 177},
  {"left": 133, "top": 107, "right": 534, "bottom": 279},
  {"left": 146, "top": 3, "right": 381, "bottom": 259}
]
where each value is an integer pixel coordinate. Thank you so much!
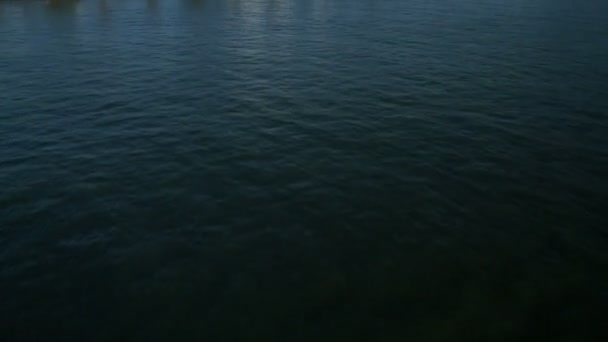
[{"left": 1, "top": 0, "right": 608, "bottom": 340}]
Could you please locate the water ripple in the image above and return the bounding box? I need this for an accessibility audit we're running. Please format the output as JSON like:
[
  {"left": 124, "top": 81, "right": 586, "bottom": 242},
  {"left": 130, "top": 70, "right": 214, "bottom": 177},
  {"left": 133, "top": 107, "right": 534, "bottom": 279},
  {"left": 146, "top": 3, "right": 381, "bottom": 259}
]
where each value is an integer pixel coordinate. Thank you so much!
[{"left": 1, "top": 0, "right": 608, "bottom": 340}]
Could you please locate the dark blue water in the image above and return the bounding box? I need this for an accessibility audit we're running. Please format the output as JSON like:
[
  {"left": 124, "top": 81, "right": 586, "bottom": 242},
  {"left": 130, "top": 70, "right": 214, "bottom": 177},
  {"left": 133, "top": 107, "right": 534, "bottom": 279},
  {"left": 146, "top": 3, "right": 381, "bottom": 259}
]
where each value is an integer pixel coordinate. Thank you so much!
[{"left": 1, "top": 0, "right": 608, "bottom": 340}]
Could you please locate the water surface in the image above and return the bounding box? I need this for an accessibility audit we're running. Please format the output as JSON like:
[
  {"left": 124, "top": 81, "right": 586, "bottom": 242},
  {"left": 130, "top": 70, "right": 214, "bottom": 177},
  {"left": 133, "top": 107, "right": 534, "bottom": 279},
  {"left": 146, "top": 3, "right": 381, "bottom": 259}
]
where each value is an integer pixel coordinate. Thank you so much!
[{"left": 1, "top": 0, "right": 608, "bottom": 340}]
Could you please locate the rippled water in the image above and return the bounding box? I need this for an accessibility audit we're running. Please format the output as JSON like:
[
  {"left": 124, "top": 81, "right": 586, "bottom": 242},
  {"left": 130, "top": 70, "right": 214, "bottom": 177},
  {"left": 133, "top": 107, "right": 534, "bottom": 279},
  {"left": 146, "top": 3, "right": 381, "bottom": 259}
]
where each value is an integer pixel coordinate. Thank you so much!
[{"left": 1, "top": 0, "right": 608, "bottom": 340}]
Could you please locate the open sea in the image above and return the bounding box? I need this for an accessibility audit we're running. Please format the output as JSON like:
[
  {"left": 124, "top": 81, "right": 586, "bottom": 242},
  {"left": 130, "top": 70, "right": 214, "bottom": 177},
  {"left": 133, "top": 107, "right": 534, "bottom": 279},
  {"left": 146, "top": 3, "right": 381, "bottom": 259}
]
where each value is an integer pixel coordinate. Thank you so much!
[{"left": 1, "top": 0, "right": 608, "bottom": 340}]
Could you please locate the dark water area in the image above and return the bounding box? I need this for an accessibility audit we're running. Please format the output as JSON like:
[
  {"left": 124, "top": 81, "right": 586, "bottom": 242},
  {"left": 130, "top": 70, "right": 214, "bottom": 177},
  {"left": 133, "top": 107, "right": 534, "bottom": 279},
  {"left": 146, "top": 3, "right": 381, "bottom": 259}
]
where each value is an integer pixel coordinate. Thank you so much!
[{"left": 1, "top": 0, "right": 608, "bottom": 340}]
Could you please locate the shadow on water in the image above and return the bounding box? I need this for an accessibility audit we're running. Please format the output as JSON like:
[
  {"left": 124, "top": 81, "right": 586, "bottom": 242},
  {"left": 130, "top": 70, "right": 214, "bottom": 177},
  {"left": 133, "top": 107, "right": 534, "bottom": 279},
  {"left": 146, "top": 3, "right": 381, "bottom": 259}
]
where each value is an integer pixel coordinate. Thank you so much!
[
  {"left": 0, "top": 0, "right": 213, "bottom": 19},
  {"left": 146, "top": 0, "right": 158, "bottom": 14},
  {"left": 97, "top": 0, "right": 109, "bottom": 16},
  {"left": 88, "top": 0, "right": 209, "bottom": 16},
  {"left": 186, "top": 0, "right": 206, "bottom": 11},
  {"left": 46, "top": 0, "right": 79, "bottom": 12}
]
